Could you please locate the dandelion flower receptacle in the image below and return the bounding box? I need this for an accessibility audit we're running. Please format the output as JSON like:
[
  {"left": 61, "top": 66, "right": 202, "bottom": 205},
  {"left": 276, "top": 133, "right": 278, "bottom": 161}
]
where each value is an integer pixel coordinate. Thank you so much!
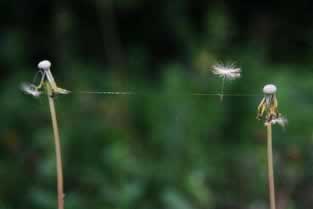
[
  {"left": 38, "top": 60, "right": 52, "bottom": 69},
  {"left": 211, "top": 63, "right": 241, "bottom": 101}
]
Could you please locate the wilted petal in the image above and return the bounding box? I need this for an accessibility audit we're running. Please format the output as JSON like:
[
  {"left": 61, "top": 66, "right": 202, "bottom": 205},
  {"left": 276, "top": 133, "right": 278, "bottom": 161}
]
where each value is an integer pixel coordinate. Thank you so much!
[{"left": 55, "top": 87, "right": 71, "bottom": 95}]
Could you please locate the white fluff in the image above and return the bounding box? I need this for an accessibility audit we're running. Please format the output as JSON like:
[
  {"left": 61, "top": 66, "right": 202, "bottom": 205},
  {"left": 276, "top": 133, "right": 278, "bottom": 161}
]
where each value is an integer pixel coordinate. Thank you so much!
[
  {"left": 271, "top": 116, "right": 288, "bottom": 127},
  {"left": 212, "top": 64, "right": 241, "bottom": 80},
  {"left": 263, "top": 84, "right": 277, "bottom": 94},
  {"left": 21, "top": 83, "right": 41, "bottom": 97},
  {"left": 38, "top": 60, "right": 51, "bottom": 70},
  {"left": 266, "top": 116, "right": 288, "bottom": 128}
]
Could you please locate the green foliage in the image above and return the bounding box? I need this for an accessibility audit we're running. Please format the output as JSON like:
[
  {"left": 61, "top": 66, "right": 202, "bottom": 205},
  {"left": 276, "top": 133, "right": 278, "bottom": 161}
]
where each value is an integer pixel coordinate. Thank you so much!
[
  {"left": 1, "top": 56, "right": 313, "bottom": 209},
  {"left": 1, "top": 2, "right": 313, "bottom": 209}
]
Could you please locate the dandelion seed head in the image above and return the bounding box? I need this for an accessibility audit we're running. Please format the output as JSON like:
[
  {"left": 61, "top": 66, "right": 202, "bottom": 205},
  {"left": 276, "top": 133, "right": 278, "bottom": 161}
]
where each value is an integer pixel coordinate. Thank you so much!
[
  {"left": 21, "top": 82, "right": 41, "bottom": 97},
  {"left": 38, "top": 60, "right": 51, "bottom": 70},
  {"left": 263, "top": 84, "right": 277, "bottom": 94},
  {"left": 212, "top": 63, "right": 241, "bottom": 80}
]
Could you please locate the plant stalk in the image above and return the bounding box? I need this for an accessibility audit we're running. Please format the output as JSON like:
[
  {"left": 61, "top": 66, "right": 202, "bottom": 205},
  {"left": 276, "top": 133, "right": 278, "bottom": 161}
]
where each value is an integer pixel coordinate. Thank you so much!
[
  {"left": 220, "top": 77, "right": 225, "bottom": 101},
  {"left": 46, "top": 84, "right": 64, "bottom": 209},
  {"left": 266, "top": 123, "right": 276, "bottom": 209}
]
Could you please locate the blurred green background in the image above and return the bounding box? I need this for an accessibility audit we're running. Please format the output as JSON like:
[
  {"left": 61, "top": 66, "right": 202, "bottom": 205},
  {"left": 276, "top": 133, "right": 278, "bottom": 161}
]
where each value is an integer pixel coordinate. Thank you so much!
[{"left": 1, "top": 1, "right": 313, "bottom": 209}]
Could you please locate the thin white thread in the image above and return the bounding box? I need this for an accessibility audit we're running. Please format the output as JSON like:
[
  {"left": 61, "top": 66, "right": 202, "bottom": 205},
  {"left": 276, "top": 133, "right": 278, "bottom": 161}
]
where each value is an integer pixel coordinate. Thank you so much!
[
  {"left": 32, "top": 70, "right": 44, "bottom": 84},
  {"left": 72, "top": 91, "right": 260, "bottom": 97},
  {"left": 77, "top": 91, "right": 136, "bottom": 95},
  {"left": 191, "top": 93, "right": 260, "bottom": 97}
]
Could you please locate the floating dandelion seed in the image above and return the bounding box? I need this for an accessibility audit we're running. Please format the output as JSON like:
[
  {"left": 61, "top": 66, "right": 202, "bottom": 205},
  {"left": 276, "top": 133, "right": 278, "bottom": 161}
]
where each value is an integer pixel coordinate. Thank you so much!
[
  {"left": 212, "top": 63, "right": 241, "bottom": 80},
  {"left": 211, "top": 63, "right": 241, "bottom": 101},
  {"left": 21, "top": 82, "right": 42, "bottom": 97}
]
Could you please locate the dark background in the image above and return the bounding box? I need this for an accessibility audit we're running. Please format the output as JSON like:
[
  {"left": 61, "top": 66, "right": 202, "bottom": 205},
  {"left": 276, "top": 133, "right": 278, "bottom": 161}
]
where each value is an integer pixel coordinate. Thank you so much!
[{"left": 0, "top": 1, "right": 313, "bottom": 209}]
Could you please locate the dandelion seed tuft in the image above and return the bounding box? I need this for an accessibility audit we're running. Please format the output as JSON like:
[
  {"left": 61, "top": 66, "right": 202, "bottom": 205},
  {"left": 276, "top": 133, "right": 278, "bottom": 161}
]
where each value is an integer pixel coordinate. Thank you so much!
[
  {"left": 212, "top": 63, "right": 241, "bottom": 80},
  {"left": 21, "top": 82, "right": 41, "bottom": 97},
  {"left": 38, "top": 60, "right": 51, "bottom": 70},
  {"left": 267, "top": 116, "right": 288, "bottom": 128}
]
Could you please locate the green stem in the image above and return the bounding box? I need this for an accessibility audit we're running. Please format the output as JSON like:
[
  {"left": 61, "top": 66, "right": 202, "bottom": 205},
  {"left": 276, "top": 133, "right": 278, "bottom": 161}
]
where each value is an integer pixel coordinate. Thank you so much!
[
  {"left": 46, "top": 84, "right": 64, "bottom": 209},
  {"left": 267, "top": 124, "right": 276, "bottom": 209},
  {"left": 220, "top": 77, "right": 225, "bottom": 101}
]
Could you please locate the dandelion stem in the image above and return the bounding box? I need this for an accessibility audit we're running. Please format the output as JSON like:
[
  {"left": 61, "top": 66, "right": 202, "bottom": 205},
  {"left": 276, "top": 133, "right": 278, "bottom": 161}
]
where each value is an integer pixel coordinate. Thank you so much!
[
  {"left": 266, "top": 123, "right": 276, "bottom": 209},
  {"left": 46, "top": 84, "right": 64, "bottom": 209},
  {"left": 220, "top": 77, "right": 225, "bottom": 101}
]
